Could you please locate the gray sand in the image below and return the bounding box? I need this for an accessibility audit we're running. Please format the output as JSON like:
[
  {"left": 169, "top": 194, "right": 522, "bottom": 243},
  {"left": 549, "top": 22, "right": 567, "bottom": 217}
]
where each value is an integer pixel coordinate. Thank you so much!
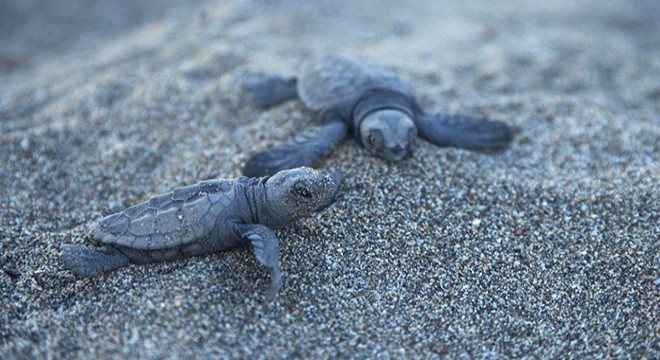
[{"left": 1, "top": 0, "right": 658, "bottom": 358}]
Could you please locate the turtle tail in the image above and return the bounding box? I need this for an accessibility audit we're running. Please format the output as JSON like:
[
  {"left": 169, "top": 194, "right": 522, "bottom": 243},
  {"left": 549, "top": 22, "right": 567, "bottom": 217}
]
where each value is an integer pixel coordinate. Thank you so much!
[{"left": 60, "top": 244, "right": 130, "bottom": 277}]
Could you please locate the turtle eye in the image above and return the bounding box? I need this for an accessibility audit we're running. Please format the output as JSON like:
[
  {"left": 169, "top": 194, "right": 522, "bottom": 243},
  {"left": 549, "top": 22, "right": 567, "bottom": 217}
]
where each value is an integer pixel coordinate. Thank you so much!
[
  {"left": 294, "top": 182, "right": 312, "bottom": 198},
  {"left": 367, "top": 130, "right": 384, "bottom": 147}
]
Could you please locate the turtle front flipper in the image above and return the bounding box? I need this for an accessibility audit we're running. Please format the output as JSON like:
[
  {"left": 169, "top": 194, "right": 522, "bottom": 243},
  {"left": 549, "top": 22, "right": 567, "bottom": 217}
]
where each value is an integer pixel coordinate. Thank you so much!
[
  {"left": 246, "top": 76, "right": 298, "bottom": 107},
  {"left": 415, "top": 112, "right": 514, "bottom": 152},
  {"left": 237, "top": 224, "right": 281, "bottom": 301},
  {"left": 243, "top": 120, "right": 348, "bottom": 177}
]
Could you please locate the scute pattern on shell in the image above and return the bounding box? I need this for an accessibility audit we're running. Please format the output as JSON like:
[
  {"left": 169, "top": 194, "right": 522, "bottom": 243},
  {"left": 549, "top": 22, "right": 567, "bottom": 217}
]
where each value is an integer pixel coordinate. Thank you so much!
[
  {"left": 297, "top": 54, "right": 410, "bottom": 111},
  {"left": 95, "top": 180, "right": 235, "bottom": 251}
]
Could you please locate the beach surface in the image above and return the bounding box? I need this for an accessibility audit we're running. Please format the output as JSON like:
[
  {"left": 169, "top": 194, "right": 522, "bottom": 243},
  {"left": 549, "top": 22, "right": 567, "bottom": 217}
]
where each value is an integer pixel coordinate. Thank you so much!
[{"left": 1, "top": 0, "right": 658, "bottom": 358}]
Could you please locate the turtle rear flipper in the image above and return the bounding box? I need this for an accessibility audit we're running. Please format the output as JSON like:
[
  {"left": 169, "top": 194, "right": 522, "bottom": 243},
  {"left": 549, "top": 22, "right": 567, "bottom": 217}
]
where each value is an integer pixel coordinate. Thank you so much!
[
  {"left": 246, "top": 76, "right": 298, "bottom": 107},
  {"left": 243, "top": 121, "right": 348, "bottom": 177},
  {"left": 60, "top": 244, "right": 130, "bottom": 277},
  {"left": 415, "top": 112, "right": 513, "bottom": 152}
]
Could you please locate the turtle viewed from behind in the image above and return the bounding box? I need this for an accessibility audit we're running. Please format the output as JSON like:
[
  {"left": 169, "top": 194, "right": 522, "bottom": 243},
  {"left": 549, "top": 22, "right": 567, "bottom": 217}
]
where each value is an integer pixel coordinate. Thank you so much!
[{"left": 243, "top": 54, "right": 514, "bottom": 177}]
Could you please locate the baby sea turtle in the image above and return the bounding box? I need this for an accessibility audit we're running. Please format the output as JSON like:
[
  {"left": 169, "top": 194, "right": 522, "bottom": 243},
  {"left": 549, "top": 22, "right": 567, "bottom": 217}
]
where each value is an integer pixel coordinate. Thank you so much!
[
  {"left": 61, "top": 167, "right": 340, "bottom": 301},
  {"left": 244, "top": 54, "right": 514, "bottom": 177}
]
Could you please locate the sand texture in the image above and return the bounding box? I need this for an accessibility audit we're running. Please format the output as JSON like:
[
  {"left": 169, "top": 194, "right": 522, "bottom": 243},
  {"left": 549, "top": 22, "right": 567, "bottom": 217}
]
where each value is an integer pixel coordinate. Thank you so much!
[{"left": 1, "top": 0, "right": 658, "bottom": 358}]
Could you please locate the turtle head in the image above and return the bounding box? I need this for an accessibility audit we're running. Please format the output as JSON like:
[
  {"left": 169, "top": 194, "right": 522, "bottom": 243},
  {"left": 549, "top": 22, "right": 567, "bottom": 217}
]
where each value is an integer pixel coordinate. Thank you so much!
[
  {"left": 360, "top": 109, "right": 417, "bottom": 161},
  {"left": 265, "top": 167, "right": 339, "bottom": 224}
]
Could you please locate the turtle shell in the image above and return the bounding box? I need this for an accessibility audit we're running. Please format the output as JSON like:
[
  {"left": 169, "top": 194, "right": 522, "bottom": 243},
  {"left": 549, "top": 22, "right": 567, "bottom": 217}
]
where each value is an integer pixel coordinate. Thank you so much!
[
  {"left": 94, "top": 180, "right": 235, "bottom": 251},
  {"left": 297, "top": 54, "right": 410, "bottom": 111}
]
